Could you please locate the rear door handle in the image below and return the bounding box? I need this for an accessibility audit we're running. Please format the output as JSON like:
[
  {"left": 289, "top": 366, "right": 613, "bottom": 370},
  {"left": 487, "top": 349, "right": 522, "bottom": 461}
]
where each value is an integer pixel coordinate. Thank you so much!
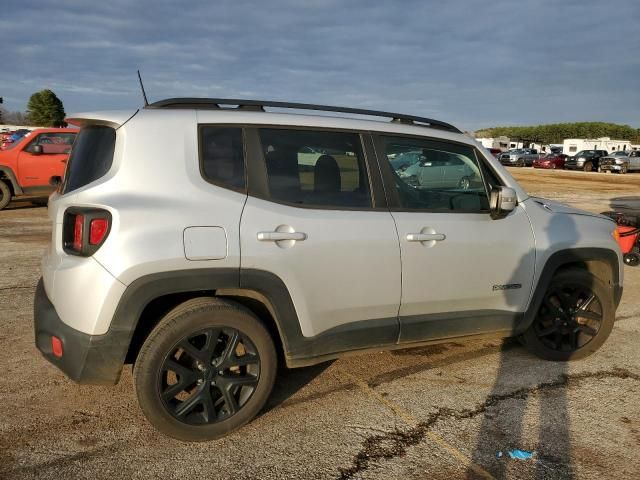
[
  {"left": 406, "top": 233, "right": 446, "bottom": 242},
  {"left": 257, "top": 231, "right": 307, "bottom": 242}
]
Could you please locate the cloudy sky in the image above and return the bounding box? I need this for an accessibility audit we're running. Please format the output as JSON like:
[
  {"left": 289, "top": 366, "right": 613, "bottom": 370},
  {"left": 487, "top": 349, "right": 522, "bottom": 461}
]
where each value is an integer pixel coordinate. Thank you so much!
[{"left": 1, "top": 0, "right": 638, "bottom": 131}]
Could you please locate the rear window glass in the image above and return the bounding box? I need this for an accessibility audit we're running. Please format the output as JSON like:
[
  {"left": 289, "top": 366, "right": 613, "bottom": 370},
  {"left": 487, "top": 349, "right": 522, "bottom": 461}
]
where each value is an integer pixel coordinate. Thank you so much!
[
  {"left": 199, "top": 127, "right": 246, "bottom": 190},
  {"left": 63, "top": 126, "right": 115, "bottom": 194}
]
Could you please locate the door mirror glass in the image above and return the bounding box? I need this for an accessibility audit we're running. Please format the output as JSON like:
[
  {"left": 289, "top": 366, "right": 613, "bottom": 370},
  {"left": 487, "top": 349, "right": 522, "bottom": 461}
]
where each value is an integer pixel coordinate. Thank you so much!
[
  {"left": 30, "top": 144, "right": 43, "bottom": 155},
  {"left": 489, "top": 186, "right": 517, "bottom": 219}
]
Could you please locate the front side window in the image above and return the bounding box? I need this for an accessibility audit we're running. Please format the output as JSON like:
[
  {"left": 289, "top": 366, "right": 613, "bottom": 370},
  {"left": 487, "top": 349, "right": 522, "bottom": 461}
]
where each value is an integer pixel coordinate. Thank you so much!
[
  {"left": 382, "top": 136, "right": 489, "bottom": 212},
  {"left": 199, "top": 127, "right": 245, "bottom": 190},
  {"left": 29, "top": 132, "right": 76, "bottom": 154},
  {"left": 258, "top": 128, "right": 370, "bottom": 208}
]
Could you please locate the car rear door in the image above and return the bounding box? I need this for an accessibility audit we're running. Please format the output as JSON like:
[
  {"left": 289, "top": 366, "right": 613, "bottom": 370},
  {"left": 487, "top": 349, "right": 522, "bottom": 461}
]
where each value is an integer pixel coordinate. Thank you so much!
[
  {"left": 239, "top": 127, "right": 401, "bottom": 359},
  {"left": 374, "top": 133, "right": 536, "bottom": 344}
]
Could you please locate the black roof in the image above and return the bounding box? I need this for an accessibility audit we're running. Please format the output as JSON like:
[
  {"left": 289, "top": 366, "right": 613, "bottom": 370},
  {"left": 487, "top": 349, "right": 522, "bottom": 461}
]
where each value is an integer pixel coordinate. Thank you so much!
[{"left": 146, "top": 97, "right": 462, "bottom": 133}]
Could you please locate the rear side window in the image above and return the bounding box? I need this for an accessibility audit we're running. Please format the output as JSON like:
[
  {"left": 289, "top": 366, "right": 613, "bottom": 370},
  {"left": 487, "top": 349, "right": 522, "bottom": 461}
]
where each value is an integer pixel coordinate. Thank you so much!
[
  {"left": 199, "top": 127, "right": 245, "bottom": 190},
  {"left": 63, "top": 126, "right": 115, "bottom": 194},
  {"left": 258, "top": 128, "right": 371, "bottom": 208}
]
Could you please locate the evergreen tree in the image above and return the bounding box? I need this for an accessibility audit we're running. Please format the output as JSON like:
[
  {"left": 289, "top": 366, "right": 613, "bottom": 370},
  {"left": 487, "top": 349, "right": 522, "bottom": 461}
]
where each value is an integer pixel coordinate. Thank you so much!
[{"left": 26, "top": 89, "right": 66, "bottom": 127}]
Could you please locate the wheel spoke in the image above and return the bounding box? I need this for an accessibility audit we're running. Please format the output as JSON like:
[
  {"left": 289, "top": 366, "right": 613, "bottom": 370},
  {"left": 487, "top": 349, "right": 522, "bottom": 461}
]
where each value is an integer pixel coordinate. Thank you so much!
[
  {"left": 537, "top": 324, "right": 559, "bottom": 337},
  {"left": 578, "top": 324, "right": 598, "bottom": 337},
  {"left": 577, "top": 294, "right": 596, "bottom": 311},
  {"left": 219, "top": 331, "right": 240, "bottom": 366},
  {"left": 201, "top": 328, "right": 222, "bottom": 361},
  {"left": 164, "top": 359, "right": 198, "bottom": 384},
  {"left": 175, "top": 389, "right": 204, "bottom": 418},
  {"left": 161, "top": 379, "right": 191, "bottom": 401},
  {"left": 217, "top": 379, "right": 239, "bottom": 415},
  {"left": 574, "top": 310, "right": 601, "bottom": 322},
  {"left": 201, "top": 387, "right": 217, "bottom": 423},
  {"left": 178, "top": 338, "right": 207, "bottom": 362},
  {"left": 543, "top": 296, "right": 564, "bottom": 317},
  {"left": 225, "top": 373, "right": 259, "bottom": 389}
]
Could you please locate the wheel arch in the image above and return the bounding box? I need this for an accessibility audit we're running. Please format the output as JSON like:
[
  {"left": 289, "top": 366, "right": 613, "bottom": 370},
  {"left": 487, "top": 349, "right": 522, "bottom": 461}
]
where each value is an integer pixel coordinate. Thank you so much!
[
  {"left": 520, "top": 248, "right": 622, "bottom": 333},
  {"left": 0, "top": 166, "right": 22, "bottom": 195},
  {"left": 121, "top": 269, "right": 298, "bottom": 370}
]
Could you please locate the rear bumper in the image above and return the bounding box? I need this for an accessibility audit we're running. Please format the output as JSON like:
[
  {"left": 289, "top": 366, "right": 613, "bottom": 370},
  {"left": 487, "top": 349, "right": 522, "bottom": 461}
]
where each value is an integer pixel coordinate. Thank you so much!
[{"left": 34, "top": 278, "right": 128, "bottom": 385}]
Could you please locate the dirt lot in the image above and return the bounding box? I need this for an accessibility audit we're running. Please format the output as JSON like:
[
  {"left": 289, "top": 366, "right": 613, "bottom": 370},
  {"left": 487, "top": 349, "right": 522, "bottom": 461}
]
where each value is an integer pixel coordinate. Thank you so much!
[{"left": 1, "top": 168, "right": 639, "bottom": 480}]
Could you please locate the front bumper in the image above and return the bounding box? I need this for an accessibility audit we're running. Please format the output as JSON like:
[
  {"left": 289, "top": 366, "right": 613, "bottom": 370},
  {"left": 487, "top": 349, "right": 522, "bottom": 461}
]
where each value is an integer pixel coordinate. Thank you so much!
[
  {"left": 600, "top": 164, "right": 624, "bottom": 172},
  {"left": 34, "top": 278, "right": 128, "bottom": 385}
]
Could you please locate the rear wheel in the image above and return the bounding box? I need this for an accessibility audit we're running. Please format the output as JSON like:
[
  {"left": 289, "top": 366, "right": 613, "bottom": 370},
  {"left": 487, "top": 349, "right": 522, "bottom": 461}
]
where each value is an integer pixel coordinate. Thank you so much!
[
  {"left": 522, "top": 269, "right": 614, "bottom": 361},
  {"left": 0, "top": 180, "right": 11, "bottom": 210},
  {"left": 134, "top": 297, "right": 277, "bottom": 441},
  {"left": 583, "top": 161, "right": 593, "bottom": 172},
  {"left": 517, "top": 158, "right": 525, "bottom": 167}
]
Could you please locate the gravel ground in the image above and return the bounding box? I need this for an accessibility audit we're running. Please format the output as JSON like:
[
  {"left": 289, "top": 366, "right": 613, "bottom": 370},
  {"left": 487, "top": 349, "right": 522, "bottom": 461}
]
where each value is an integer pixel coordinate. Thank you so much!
[{"left": 1, "top": 168, "right": 639, "bottom": 480}]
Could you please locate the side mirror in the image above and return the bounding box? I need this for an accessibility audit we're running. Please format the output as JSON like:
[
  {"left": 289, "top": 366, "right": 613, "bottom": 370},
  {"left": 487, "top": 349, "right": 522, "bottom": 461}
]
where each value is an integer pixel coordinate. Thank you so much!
[
  {"left": 30, "top": 145, "right": 43, "bottom": 155},
  {"left": 490, "top": 186, "right": 517, "bottom": 220}
]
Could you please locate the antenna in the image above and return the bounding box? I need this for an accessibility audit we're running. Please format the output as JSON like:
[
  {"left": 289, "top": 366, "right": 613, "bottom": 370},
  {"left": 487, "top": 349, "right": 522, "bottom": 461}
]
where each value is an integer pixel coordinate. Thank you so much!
[{"left": 137, "top": 70, "right": 149, "bottom": 107}]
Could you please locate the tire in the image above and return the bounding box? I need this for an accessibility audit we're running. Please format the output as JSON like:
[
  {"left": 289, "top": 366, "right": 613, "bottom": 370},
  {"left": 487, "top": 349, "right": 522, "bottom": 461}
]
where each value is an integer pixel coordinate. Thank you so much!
[
  {"left": 521, "top": 269, "right": 614, "bottom": 361},
  {"left": 0, "top": 180, "right": 11, "bottom": 210},
  {"left": 517, "top": 158, "right": 525, "bottom": 167},
  {"left": 551, "top": 163, "right": 557, "bottom": 169},
  {"left": 624, "top": 253, "right": 639, "bottom": 267},
  {"left": 133, "top": 297, "right": 277, "bottom": 441},
  {"left": 621, "top": 166, "right": 628, "bottom": 174},
  {"left": 583, "top": 161, "right": 593, "bottom": 172}
]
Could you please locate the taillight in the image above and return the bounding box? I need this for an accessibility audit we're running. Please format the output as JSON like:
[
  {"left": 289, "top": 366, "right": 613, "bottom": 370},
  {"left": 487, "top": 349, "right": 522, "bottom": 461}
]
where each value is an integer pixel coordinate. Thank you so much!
[
  {"left": 63, "top": 208, "right": 111, "bottom": 256},
  {"left": 73, "top": 214, "right": 84, "bottom": 251},
  {"left": 89, "top": 218, "right": 109, "bottom": 245}
]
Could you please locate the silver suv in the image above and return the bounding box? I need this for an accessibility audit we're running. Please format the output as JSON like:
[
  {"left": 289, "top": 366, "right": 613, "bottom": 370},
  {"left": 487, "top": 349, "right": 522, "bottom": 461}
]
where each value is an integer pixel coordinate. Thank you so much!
[{"left": 34, "top": 98, "right": 623, "bottom": 441}]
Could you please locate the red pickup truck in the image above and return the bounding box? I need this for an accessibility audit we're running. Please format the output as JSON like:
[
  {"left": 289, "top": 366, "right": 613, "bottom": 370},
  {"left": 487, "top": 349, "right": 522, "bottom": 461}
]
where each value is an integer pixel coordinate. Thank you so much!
[{"left": 0, "top": 128, "right": 78, "bottom": 210}]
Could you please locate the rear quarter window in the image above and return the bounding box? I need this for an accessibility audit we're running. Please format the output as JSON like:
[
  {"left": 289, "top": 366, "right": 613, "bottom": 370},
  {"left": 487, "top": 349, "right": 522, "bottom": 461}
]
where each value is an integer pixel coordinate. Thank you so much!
[{"left": 63, "top": 126, "right": 116, "bottom": 194}]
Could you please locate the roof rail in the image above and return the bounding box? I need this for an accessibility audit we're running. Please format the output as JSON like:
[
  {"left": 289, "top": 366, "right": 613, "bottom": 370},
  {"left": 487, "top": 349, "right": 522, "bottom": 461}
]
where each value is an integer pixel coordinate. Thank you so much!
[{"left": 146, "top": 97, "right": 462, "bottom": 133}]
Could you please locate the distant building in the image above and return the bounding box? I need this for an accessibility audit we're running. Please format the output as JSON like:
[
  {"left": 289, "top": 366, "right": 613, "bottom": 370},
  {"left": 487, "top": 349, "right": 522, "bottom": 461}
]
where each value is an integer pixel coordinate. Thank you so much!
[
  {"left": 476, "top": 136, "right": 510, "bottom": 151},
  {"left": 563, "top": 137, "right": 631, "bottom": 154}
]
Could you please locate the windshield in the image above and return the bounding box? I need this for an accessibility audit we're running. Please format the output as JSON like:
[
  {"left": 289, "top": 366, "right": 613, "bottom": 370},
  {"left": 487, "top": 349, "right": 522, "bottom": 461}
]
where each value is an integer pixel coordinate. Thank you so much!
[
  {"left": 611, "top": 151, "right": 628, "bottom": 156},
  {"left": 575, "top": 150, "right": 594, "bottom": 157}
]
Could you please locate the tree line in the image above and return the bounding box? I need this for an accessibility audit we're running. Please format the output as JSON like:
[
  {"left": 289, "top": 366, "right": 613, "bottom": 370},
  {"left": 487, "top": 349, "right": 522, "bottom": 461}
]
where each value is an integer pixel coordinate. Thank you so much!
[
  {"left": 475, "top": 122, "right": 640, "bottom": 144},
  {"left": 0, "top": 89, "right": 66, "bottom": 127}
]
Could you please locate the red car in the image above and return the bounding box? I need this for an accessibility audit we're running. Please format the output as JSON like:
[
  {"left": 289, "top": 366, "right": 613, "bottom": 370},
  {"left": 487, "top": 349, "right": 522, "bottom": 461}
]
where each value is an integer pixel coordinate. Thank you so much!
[
  {"left": 533, "top": 153, "right": 568, "bottom": 169},
  {"left": 487, "top": 148, "right": 502, "bottom": 158},
  {"left": 0, "top": 128, "right": 78, "bottom": 210}
]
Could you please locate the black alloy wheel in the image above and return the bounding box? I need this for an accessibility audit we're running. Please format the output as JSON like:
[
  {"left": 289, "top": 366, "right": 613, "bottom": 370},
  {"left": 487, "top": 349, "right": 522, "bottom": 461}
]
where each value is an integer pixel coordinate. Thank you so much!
[
  {"left": 532, "top": 283, "right": 602, "bottom": 352},
  {"left": 159, "top": 327, "right": 260, "bottom": 425},
  {"left": 134, "top": 297, "right": 277, "bottom": 441},
  {"left": 522, "top": 269, "right": 614, "bottom": 361}
]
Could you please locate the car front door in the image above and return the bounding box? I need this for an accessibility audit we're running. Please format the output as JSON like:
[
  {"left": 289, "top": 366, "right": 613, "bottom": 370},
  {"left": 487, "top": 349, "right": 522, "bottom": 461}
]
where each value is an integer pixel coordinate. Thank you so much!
[
  {"left": 629, "top": 151, "right": 640, "bottom": 170},
  {"left": 17, "top": 132, "right": 75, "bottom": 188},
  {"left": 240, "top": 128, "right": 401, "bottom": 359},
  {"left": 374, "top": 134, "right": 536, "bottom": 344}
]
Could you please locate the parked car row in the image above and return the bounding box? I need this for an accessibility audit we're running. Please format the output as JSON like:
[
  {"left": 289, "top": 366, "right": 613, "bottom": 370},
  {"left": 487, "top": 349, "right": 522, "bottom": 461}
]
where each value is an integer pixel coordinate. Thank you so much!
[
  {"left": 494, "top": 147, "right": 640, "bottom": 174},
  {"left": 0, "top": 128, "right": 32, "bottom": 150}
]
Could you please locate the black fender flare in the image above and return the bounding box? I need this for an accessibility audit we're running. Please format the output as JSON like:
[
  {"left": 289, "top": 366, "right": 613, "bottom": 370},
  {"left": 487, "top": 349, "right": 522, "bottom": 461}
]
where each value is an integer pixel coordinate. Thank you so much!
[
  {"left": 519, "top": 247, "right": 622, "bottom": 334},
  {"left": 0, "top": 166, "right": 23, "bottom": 195}
]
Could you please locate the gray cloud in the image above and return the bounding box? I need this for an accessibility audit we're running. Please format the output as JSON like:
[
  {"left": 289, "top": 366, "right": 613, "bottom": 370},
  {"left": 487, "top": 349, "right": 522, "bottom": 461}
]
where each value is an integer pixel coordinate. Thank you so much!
[{"left": 1, "top": 0, "right": 638, "bottom": 131}]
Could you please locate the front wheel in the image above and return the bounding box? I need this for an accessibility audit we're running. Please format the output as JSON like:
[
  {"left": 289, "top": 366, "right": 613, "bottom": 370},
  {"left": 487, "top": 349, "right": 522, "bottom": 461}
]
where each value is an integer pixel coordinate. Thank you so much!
[
  {"left": 458, "top": 176, "right": 471, "bottom": 190},
  {"left": 0, "top": 180, "right": 11, "bottom": 210},
  {"left": 134, "top": 297, "right": 277, "bottom": 441},
  {"left": 583, "top": 161, "right": 593, "bottom": 172},
  {"left": 521, "top": 269, "right": 614, "bottom": 361}
]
